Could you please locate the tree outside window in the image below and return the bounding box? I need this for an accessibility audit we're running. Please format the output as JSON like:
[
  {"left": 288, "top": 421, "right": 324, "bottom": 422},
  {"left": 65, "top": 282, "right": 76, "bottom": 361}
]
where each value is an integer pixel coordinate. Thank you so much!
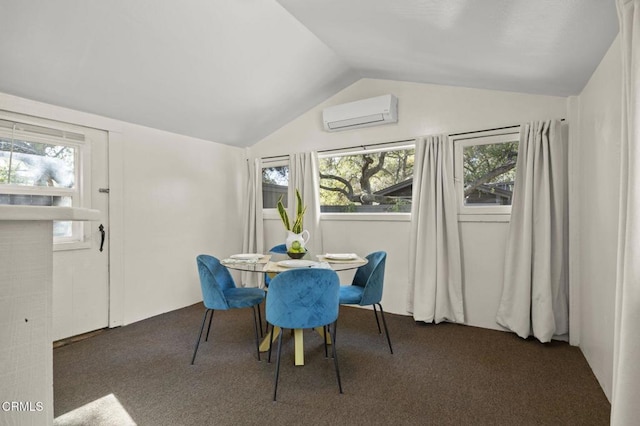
[
  {"left": 262, "top": 164, "right": 288, "bottom": 209},
  {"left": 0, "top": 120, "right": 82, "bottom": 239},
  {"left": 319, "top": 146, "right": 415, "bottom": 213},
  {"left": 454, "top": 131, "right": 520, "bottom": 215}
]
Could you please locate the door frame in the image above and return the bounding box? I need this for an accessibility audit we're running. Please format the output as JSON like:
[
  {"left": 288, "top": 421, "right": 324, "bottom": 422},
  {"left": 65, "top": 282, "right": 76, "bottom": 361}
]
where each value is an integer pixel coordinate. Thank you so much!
[
  {"left": 0, "top": 95, "right": 126, "bottom": 330},
  {"left": 107, "top": 130, "right": 125, "bottom": 328}
]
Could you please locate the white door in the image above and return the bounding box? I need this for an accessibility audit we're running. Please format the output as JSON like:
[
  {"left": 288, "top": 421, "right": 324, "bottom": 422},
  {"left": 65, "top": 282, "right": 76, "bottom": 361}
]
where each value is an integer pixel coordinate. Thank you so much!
[
  {"left": 0, "top": 112, "right": 109, "bottom": 340},
  {"left": 52, "top": 126, "right": 109, "bottom": 340}
]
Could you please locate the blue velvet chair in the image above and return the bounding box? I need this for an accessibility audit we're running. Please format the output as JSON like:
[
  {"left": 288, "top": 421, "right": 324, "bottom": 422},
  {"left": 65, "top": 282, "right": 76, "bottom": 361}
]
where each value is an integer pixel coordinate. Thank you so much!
[
  {"left": 266, "top": 268, "right": 342, "bottom": 401},
  {"left": 268, "top": 243, "right": 287, "bottom": 254},
  {"left": 339, "top": 251, "right": 393, "bottom": 354},
  {"left": 191, "top": 254, "right": 266, "bottom": 365},
  {"left": 264, "top": 243, "right": 287, "bottom": 288}
]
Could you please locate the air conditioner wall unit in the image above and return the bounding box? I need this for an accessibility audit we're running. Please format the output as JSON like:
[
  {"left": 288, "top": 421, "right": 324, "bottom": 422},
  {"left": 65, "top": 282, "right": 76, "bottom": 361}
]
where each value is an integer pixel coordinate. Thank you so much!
[{"left": 323, "top": 94, "right": 398, "bottom": 132}]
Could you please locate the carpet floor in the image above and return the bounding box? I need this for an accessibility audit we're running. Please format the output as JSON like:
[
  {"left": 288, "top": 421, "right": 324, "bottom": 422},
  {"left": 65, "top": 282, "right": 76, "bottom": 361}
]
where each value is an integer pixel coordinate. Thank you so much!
[{"left": 53, "top": 303, "right": 610, "bottom": 425}]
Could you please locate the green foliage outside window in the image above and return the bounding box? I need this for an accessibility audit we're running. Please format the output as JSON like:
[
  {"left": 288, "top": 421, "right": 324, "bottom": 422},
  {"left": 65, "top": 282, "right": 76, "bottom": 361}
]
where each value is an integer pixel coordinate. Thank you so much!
[
  {"left": 0, "top": 138, "right": 75, "bottom": 187},
  {"left": 462, "top": 141, "right": 518, "bottom": 206},
  {"left": 319, "top": 147, "right": 415, "bottom": 212}
]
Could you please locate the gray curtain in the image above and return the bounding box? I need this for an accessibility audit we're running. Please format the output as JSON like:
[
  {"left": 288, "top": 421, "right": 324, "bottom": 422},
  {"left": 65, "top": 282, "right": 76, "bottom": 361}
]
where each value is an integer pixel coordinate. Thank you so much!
[
  {"left": 289, "top": 152, "right": 323, "bottom": 255},
  {"left": 496, "top": 120, "right": 568, "bottom": 342},
  {"left": 241, "top": 157, "right": 263, "bottom": 287},
  {"left": 612, "top": 0, "right": 640, "bottom": 423},
  {"left": 407, "top": 134, "right": 464, "bottom": 323}
]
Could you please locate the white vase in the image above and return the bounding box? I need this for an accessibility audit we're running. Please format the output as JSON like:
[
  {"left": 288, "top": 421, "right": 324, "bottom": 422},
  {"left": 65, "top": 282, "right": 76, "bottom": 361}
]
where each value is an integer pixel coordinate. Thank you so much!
[{"left": 285, "top": 229, "right": 310, "bottom": 251}]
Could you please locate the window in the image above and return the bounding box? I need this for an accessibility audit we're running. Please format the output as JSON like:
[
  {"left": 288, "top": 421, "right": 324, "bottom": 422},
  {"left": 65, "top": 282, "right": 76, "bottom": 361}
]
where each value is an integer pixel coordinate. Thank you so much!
[
  {"left": 453, "top": 130, "right": 519, "bottom": 216},
  {"left": 0, "top": 118, "right": 86, "bottom": 242},
  {"left": 318, "top": 144, "right": 415, "bottom": 213},
  {"left": 262, "top": 160, "right": 288, "bottom": 209}
]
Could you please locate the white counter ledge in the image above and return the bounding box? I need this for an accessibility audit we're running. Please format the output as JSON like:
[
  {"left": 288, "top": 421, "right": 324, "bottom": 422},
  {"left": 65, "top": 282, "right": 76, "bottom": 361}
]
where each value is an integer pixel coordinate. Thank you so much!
[
  {"left": 0, "top": 206, "right": 99, "bottom": 426},
  {"left": 0, "top": 205, "right": 100, "bottom": 221}
]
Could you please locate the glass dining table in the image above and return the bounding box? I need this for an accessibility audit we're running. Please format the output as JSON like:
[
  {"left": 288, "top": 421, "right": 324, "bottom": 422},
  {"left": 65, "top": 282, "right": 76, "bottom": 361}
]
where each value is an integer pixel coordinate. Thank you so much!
[{"left": 222, "top": 251, "right": 367, "bottom": 366}]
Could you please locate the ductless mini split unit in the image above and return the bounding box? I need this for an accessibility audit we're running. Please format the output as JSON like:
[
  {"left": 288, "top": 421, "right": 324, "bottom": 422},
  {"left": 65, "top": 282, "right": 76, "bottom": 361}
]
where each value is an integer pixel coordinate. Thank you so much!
[{"left": 322, "top": 94, "right": 398, "bottom": 132}]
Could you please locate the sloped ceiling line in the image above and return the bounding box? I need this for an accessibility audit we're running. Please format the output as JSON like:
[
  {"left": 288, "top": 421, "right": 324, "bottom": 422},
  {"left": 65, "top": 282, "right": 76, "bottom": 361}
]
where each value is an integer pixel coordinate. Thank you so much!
[{"left": 0, "top": 0, "right": 618, "bottom": 147}]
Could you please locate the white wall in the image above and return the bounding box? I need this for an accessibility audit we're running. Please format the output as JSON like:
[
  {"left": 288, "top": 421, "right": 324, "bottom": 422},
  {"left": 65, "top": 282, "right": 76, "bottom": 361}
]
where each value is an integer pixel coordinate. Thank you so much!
[
  {"left": 574, "top": 35, "right": 622, "bottom": 401},
  {"left": 0, "top": 92, "right": 246, "bottom": 327},
  {"left": 119, "top": 126, "right": 245, "bottom": 324},
  {"left": 252, "top": 78, "right": 567, "bottom": 329}
]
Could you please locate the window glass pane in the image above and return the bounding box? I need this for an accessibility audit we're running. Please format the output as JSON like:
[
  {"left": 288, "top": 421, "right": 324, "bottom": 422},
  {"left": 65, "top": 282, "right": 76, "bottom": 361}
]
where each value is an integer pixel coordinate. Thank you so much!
[
  {"left": 319, "top": 147, "right": 414, "bottom": 213},
  {"left": 262, "top": 165, "right": 288, "bottom": 208},
  {"left": 0, "top": 194, "right": 72, "bottom": 206},
  {"left": 54, "top": 221, "right": 73, "bottom": 238},
  {"left": 0, "top": 116, "right": 86, "bottom": 245},
  {"left": 0, "top": 138, "right": 75, "bottom": 188},
  {"left": 462, "top": 141, "right": 518, "bottom": 206},
  {"left": 53, "top": 198, "right": 74, "bottom": 238}
]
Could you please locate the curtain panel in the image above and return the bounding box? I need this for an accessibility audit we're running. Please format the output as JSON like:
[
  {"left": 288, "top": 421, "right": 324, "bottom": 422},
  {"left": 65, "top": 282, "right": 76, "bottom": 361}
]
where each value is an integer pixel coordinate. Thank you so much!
[
  {"left": 612, "top": 0, "right": 640, "bottom": 423},
  {"left": 496, "top": 120, "right": 568, "bottom": 342},
  {"left": 289, "top": 152, "right": 323, "bottom": 256},
  {"left": 407, "top": 134, "right": 464, "bottom": 323},
  {"left": 241, "top": 158, "right": 263, "bottom": 287}
]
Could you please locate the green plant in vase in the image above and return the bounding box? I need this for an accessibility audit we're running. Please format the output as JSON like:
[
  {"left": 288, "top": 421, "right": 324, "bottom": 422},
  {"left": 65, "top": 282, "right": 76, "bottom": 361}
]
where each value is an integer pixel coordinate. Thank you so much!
[{"left": 277, "top": 189, "right": 309, "bottom": 258}]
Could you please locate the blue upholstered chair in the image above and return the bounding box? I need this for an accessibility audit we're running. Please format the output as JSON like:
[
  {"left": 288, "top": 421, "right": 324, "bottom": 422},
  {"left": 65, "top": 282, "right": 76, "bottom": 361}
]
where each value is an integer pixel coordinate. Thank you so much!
[
  {"left": 264, "top": 244, "right": 287, "bottom": 288},
  {"left": 269, "top": 243, "right": 287, "bottom": 254},
  {"left": 191, "top": 254, "right": 266, "bottom": 365},
  {"left": 266, "top": 268, "right": 342, "bottom": 401},
  {"left": 339, "top": 251, "right": 393, "bottom": 354}
]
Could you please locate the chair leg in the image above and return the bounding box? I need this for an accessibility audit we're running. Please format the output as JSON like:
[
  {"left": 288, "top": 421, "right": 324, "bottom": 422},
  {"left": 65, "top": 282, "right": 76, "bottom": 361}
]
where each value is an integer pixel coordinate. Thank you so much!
[
  {"left": 273, "top": 330, "right": 284, "bottom": 401},
  {"left": 377, "top": 303, "right": 393, "bottom": 354},
  {"left": 264, "top": 297, "right": 270, "bottom": 335},
  {"left": 251, "top": 306, "right": 261, "bottom": 361},
  {"left": 323, "top": 325, "right": 328, "bottom": 358},
  {"left": 372, "top": 304, "right": 382, "bottom": 334},
  {"left": 256, "top": 303, "right": 264, "bottom": 338},
  {"left": 268, "top": 325, "right": 274, "bottom": 363},
  {"left": 330, "top": 321, "right": 343, "bottom": 394},
  {"left": 205, "top": 309, "right": 215, "bottom": 341},
  {"left": 191, "top": 309, "right": 211, "bottom": 365}
]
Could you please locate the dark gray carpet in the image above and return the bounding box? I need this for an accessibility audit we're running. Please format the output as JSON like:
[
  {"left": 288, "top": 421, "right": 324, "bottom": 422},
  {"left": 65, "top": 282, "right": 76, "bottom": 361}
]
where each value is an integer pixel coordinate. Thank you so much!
[{"left": 53, "top": 304, "right": 610, "bottom": 425}]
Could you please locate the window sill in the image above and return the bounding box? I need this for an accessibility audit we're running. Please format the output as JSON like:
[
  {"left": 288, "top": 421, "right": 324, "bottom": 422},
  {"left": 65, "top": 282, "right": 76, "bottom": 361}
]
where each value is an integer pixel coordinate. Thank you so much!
[
  {"left": 53, "top": 240, "right": 91, "bottom": 251},
  {"left": 457, "top": 214, "right": 510, "bottom": 223},
  {"left": 321, "top": 213, "right": 411, "bottom": 222},
  {"left": 264, "top": 210, "right": 411, "bottom": 222},
  {"left": 263, "top": 209, "right": 280, "bottom": 220}
]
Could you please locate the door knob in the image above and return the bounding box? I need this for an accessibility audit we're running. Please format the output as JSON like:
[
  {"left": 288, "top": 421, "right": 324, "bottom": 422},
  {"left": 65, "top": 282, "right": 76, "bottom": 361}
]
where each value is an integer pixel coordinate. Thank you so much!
[{"left": 99, "top": 224, "right": 105, "bottom": 252}]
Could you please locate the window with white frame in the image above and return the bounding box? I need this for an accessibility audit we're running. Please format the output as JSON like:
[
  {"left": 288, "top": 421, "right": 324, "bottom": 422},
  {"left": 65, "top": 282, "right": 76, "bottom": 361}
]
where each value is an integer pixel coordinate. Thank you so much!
[
  {"left": 0, "top": 118, "right": 87, "bottom": 242},
  {"left": 453, "top": 130, "right": 520, "bottom": 215},
  {"left": 261, "top": 158, "right": 289, "bottom": 209},
  {"left": 318, "top": 143, "right": 415, "bottom": 213}
]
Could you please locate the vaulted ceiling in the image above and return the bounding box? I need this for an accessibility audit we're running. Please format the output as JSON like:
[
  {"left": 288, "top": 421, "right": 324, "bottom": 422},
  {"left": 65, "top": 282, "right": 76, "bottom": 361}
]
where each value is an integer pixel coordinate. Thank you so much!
[{"left": 0, "top": 0, "right": 618, "bottom": 147}]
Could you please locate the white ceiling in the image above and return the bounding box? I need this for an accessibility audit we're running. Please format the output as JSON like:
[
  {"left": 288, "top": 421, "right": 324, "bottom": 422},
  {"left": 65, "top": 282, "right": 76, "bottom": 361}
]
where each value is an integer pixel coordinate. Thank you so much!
[{"left": 0, "top": 0, "right": 618, "bottom": 148}]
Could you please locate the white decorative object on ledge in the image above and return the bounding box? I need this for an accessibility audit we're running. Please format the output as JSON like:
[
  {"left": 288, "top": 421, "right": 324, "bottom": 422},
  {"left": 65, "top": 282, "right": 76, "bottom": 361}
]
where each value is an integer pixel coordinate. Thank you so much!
[{"left": 0, "top": 206, "right": 99, "bottom": 426}]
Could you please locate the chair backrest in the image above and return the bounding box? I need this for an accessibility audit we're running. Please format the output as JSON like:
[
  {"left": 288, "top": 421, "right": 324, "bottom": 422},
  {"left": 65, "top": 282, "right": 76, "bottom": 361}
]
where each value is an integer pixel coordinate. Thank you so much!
[
  {"left": 196, "top": 254, "right": 236, "bottom": 310},
  {"left": 265, "top": 244, "right": 288, "bottom": 287},
  {"left": 266, "top": 268, "right": 340, "bottom": 329},
  {"left": 269, "top": 244, "right": 287, "bottom": 254},
  {"left": 351, "top": 251, "right": 387, "bottom": 306}
]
